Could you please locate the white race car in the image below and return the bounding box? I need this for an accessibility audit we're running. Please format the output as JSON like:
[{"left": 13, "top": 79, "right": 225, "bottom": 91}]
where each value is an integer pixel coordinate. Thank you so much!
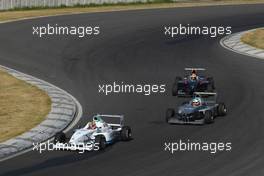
[{"left": 54, "top": 114, "right": 132, "bottom": 151}]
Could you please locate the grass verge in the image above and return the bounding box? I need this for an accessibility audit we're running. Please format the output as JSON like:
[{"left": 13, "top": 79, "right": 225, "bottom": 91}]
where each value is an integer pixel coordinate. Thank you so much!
[
  {"left": 0, "top": 0, "right": 264, "bottom": 22},
  {"left": 0, "top": 69, "right": 51, "bottom": 143},
  {"left": 241, "top": 28, "right": 264, "bottom": 49}
]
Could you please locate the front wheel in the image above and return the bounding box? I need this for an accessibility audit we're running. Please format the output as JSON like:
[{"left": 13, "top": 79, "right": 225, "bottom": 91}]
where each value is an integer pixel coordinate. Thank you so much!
[
  {"left": 54, "top": 132, "right": 66, "bottom": 144},
  {"left": 166, "top": 108, "right": 175, "bottom": 123},
  {"left": 204, "top": 111, "right": 214, "bottom": 124},
  {"left": 95, "top": 135, "right": 106, "bottom": 150}
]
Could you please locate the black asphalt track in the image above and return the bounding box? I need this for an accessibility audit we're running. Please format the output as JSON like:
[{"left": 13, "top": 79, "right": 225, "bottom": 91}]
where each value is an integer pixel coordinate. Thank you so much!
[{"left": 0, "top": 4, "right": 264, "bottom": 176}]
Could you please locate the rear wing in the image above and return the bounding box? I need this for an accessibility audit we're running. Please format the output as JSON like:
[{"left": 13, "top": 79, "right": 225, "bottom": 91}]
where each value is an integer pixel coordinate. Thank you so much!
[
  {"left": 184, "top": 68, "right": 206, "bottom": 76},
  {"left": 194, "top": 92, "right": 217, "bottom": 103},
  {"left": 185, "top": 68, "right": 206, "bottom": 71},
  {"left": 96, "top": 114, "right": 124, "bottom": 127},
  {"left": 194, "top": 92, "right": 216, "bottom": 96}
]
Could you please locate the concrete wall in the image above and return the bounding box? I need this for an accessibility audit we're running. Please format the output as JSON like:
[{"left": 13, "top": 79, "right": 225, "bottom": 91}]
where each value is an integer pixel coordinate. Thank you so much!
[{"left": 0, "top": 0, "right": 152, "bottom": 10}]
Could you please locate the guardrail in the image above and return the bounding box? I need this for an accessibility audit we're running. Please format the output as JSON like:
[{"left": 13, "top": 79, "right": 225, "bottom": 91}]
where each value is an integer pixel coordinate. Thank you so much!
[{"left": 0, "top": 0, "right": 150, "bottom": 10}]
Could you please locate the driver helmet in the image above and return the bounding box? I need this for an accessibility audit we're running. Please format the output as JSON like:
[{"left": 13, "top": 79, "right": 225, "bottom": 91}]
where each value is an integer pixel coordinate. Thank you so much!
[
  {"left": 192, "top": 97, "right": 202, "bottom": 107},
  {"left": 190, "top": 70, "right": 197, "bottom": 80},
  {"left": 93, "top": 115, "right": 104, "bottom": 128}
]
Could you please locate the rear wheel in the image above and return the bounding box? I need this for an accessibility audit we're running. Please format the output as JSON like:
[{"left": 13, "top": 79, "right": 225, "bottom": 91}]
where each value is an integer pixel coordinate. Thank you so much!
[
  {"left": 166, "top": 108, "right": 175, "bottom": 123},
  {"left": 172, "top": 77, "right": 182, "bottom": 96},
  {"left": 204, "top": 111, "right": 214, "bottom": 124},
  {"left": 174, "top": 76, "right": 182, "bottom": 83},
  {"left": 95, "top": 135, "right": 106, "bottom": 150},
  {"left": 207, "top": 77, "right": 215, "bottom": 92},
  {"left": 172, "top": 83, "right": 178, "bottom": 96},
  {"left": 54, "top": 132, "right": 66, "bottom": 144},
  {"left": 218, "top": 103, "right": 227, "bottom": 116},
  {"left": 121, "top": 126, "right": 132, "bottom": 141}
]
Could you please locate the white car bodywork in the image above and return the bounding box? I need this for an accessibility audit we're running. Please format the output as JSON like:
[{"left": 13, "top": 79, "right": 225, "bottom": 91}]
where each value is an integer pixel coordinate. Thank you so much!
[{"left": 66, "top": 114, "right": 124, "bottom": 145}]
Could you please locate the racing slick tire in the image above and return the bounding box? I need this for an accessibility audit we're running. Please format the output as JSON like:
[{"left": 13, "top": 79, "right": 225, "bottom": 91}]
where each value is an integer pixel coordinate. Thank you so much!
[
  {"left": 95, "top": 135, "right": 107, "bottom": 150},
  {"left": 172, "top": 77, "right": 182, "bottom": 96},
  {"left": 121, "top": 126, "right": 132, "bottom": 141},
  {"left": 172, "top": 83, "right": 178, "bottom": 96},
  {"left": 174, "top": 76, "right": 182, "bottom": 83},
  {"left": 181, "top": 101, "right": 189, "bottom": 105},
  {"left": 218, "top": 103, "right": 227, "bottom": 116},
  {"left": 54, "top": 132, "right": 66, "bottom": 144},
  {"left": 204, "top": 110, "right": 214, "bottom": 124},
  {"left": 166, "top": 108, "right": 175, "bottom": 123},
  {"left": 207, "top": 77, "right": 215, "bottom": 92}
]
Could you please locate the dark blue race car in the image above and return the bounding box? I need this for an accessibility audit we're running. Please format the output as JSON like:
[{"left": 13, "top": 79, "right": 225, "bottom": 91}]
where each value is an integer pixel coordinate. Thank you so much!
[
  {"left": 166, "top": 92, "right": 227, "bottom": 125},
  {"left": 172, "top": 68, "right": 215, "bottom": 97}
]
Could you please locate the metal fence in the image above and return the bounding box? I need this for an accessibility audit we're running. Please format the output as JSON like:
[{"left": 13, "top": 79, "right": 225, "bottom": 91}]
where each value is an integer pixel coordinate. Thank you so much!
[{"left": 0, "top": 0, "right": 150, "bottom": 10}]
